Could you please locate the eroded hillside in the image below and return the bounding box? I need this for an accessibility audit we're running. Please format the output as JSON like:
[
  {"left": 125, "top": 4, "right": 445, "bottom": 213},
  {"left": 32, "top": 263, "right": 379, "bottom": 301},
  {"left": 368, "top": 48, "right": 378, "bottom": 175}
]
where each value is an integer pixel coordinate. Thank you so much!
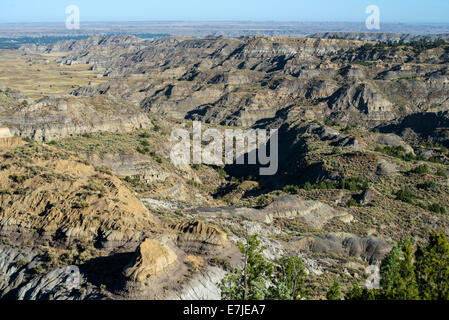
[{"left": 0, "top": 35, "right": 449, "bottom": 300}]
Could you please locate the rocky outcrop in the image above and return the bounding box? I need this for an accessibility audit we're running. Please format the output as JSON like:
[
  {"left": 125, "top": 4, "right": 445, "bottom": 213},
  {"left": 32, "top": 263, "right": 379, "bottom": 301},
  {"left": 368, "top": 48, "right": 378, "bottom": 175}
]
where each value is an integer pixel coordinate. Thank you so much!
[
  {"left": 170, "top": 221, "right": 228, "bottom": 247},
  {"left": 0, "top": 245, "right": 101, "bottom": 300},
  {"left": 312, "top": 32, "right": 449, "bottom": 42},
  {"left": 0, "top": 127, "right": 12, "bottom": 138},
  {"left": 16, "top": 267, "right": 101, "bottom": 300},
  {"left": 293, "top": 233, "right": 391, "bottom": 263},
  {"left": 0, "top": 246, "right": 41, "bottom": 298},
  {"left": 0, "top": 144, "right": 158, "bottom": 247},
  {"left": 2, "top": 97, "right": 152, "bottom": 142},
  {"left": 263, "top": 196, "right": 353, "bottom": 228},
  {"left": 4, "top": 34, "right": 449, "bottom": 300},
  {"left": 30, "top": 35, "right": 152, "bottom": 79},
  {"left": 377, "top": 111, "right": 449, "bottom": 148},
  {"left": 190, "top": 206, "right": 264, "bottom": 222},
  {"left": 376, "top": 134, "right": 414, "bottom": 154},
  {"left": 0, "top": 136, "right": 24, "bottom": 150},
  {"left": 327, "top": 83, "right": 395, "bottom": 122},
  {"left": 123, "top": 239, "right": 177, "bottom": 282},
  {"left": 166, "top": 266, "right": 225, "bottom": 300},
  {"left": 306, "top": 124, "right": 340, "bottom": 140},
  {"left": 87, "top": 153, "right": 170, "bottom": 183},
  {"left": 23, "top": 35, "right": 447, "bottom": 128},
  {"left": 357, "top": 188, "right": 380, "bottom": 205},
  {"left": 192, "top": 196, "right": 352, "bottom": 229},
  {"left": 376, "top": 159, "right": 399, "bottom": 176}
]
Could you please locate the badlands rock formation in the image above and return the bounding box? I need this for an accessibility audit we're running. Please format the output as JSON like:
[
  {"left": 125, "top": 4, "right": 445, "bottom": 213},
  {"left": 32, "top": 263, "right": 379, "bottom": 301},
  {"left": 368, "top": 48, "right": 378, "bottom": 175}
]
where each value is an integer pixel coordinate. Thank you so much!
[
  {"left": 192, "top": 196, "right": 352, "bottom": 229},
  {"left": 0, "top": 127, "right": 12, "bottom": 138},
  {"left": 2, "top": 97, "right": 152, "bottom": 142},
  {"left": 0, "top": 34, "right": 448, "bottom": 300},
  {"left": 123, "top": 238, "right": 177, "bottom": 282},
  {"left": 292, "top": 233, "right": 391, "bottom": 263},
  {"left": 0, "top": 144, "right": 158, "bottom": 247},
  {"left": 13, "top": 35, "right": 449, "bottom": 131},
  {"left": 170, "top": 221, "right": 228, "bottom": 247}
]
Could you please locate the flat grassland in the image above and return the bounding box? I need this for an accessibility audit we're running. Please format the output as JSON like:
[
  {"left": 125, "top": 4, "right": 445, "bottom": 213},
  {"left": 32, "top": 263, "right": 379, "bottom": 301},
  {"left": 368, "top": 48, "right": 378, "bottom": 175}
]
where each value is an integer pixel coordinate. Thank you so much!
[{"left": 0, "top": 50, "right": 107, "bottom": 100}]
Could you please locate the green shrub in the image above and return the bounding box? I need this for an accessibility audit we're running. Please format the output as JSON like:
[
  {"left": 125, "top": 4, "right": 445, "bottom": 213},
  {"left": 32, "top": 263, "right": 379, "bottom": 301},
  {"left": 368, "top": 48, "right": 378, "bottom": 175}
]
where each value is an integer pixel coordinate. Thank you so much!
[
  {"left": 436, "top": 168, "right": 447, "bottom": 178},
  {"left": 429, "top": 157, "right": 444, "bottom": 164},
  {"left": 124, "top": 176, "right": 140, "bottom": 186},
  {"left": 341, "top": 125, "right": 357, "bottom": 134},
  {"left": 428, "top": 203, "right": 446, "bottom": 214},
  {"left": 139, "top": 131, "right": 151, "bottom": 138},
  {"left": 418, "top": 181, "right": 436, "bottom": 191},
  {"left": 0, "top": 164, "right": 11, "bottom": 171},
  {"left": 347, "top": 232, "right": 449, "bottom": 300},
  {"left": 412, "top": 165, "right": 430, "bottom": 175},
  {"left": 140, "top": 140, "right": 150, "bottom": 147},
  {"left": 73, "top": 201, "right": 90, "bottom": 209},
  {"left": 216, "top": 167, "right": 227, "bottom": 179},
  {"left": 332, "top": 147, "right": 342, "bottom": 155},
  {"left": 283, "top": 185, "right": 300, "bottom": 194},
  {"left": 152, "top": 120, "right": 161, "bottom": 132},
  {"left": 395, "top": 187, "right": 414, "bottom": 204},
  {"left": 149, "top": 151, "right": 163, "bottom": 164},
  {"left": 375, "top": 145, "right": 426, "bottom": 162},
  {"left": 316, "top": 181, "right": 330, "bottom": 189},
  {"left": 347, "top": 198, "right": 358, "bottom": 207},
  {"left": 325, "top": 120, "right": 339, "bottom": 127},
  {"left": 326, "top": 281, "right": 342, "bottom": 300},
  {"left": 31, "top": 265, "right": 45, "bottom": 276},
  {"left": 230, "top": 176, "right": 244, "bottom": 185},
  {"left": 303, "top": 182, "right": 313, "bottom": 191},
  {"left": 9, "top": 174, "right": 27, "bottom": 184},
  {"left": 376, "top": 145, "right": 406, "bottom": 158},
  {"left": 340, "top": 177, "right": 369, "bottom": 192},
  {"left": 256, "top": 195, "right": 269, "bottom": 207},
  {"left": 187, "top": 179, "right": 201, "bottom": 188},
  {"left": 95, "top": 166, "right": 112, "bottom": 175},
  {"left": 300, "top": 178, "right": 366, "bottom": 192},
  {"left": 86, "top": 182, "right": 106, "bottom": 193},
  {"left": 220, "top": 235, "right": 308, "bottom": 300},
  {"left": 136, "top": 146, "right": 150, "bottom": 154}
]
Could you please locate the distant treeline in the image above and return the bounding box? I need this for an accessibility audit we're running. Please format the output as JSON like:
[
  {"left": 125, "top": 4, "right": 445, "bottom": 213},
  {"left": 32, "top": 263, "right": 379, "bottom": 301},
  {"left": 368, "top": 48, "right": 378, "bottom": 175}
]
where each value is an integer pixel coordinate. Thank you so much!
[
  {"left": 0, "top": 33, "right": 170, "bottom": 50},
  {"left": 0, "top": 35, "right": 90, "bottom": 49}
]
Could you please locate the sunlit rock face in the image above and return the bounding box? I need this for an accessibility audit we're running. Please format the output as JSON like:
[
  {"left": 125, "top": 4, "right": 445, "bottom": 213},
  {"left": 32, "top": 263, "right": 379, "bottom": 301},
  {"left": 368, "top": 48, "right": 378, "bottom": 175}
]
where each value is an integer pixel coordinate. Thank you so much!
[{"left": 0, "top": 127, "right": 12, "bottom": 138}]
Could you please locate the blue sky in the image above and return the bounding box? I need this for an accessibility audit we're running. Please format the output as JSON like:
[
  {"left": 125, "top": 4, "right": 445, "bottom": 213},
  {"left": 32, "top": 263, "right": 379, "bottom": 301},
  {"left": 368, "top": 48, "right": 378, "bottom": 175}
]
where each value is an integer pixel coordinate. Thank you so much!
[{"left": 0, "top": 0, "right": 448, "bottom": 24}]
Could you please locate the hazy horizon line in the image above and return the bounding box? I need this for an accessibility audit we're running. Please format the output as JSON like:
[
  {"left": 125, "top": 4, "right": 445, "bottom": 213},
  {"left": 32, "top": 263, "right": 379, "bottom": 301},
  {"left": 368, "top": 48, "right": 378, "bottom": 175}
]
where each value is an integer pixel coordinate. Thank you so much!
[{"left": 2, "top": 20, "right": 449, "bottom": 26}]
